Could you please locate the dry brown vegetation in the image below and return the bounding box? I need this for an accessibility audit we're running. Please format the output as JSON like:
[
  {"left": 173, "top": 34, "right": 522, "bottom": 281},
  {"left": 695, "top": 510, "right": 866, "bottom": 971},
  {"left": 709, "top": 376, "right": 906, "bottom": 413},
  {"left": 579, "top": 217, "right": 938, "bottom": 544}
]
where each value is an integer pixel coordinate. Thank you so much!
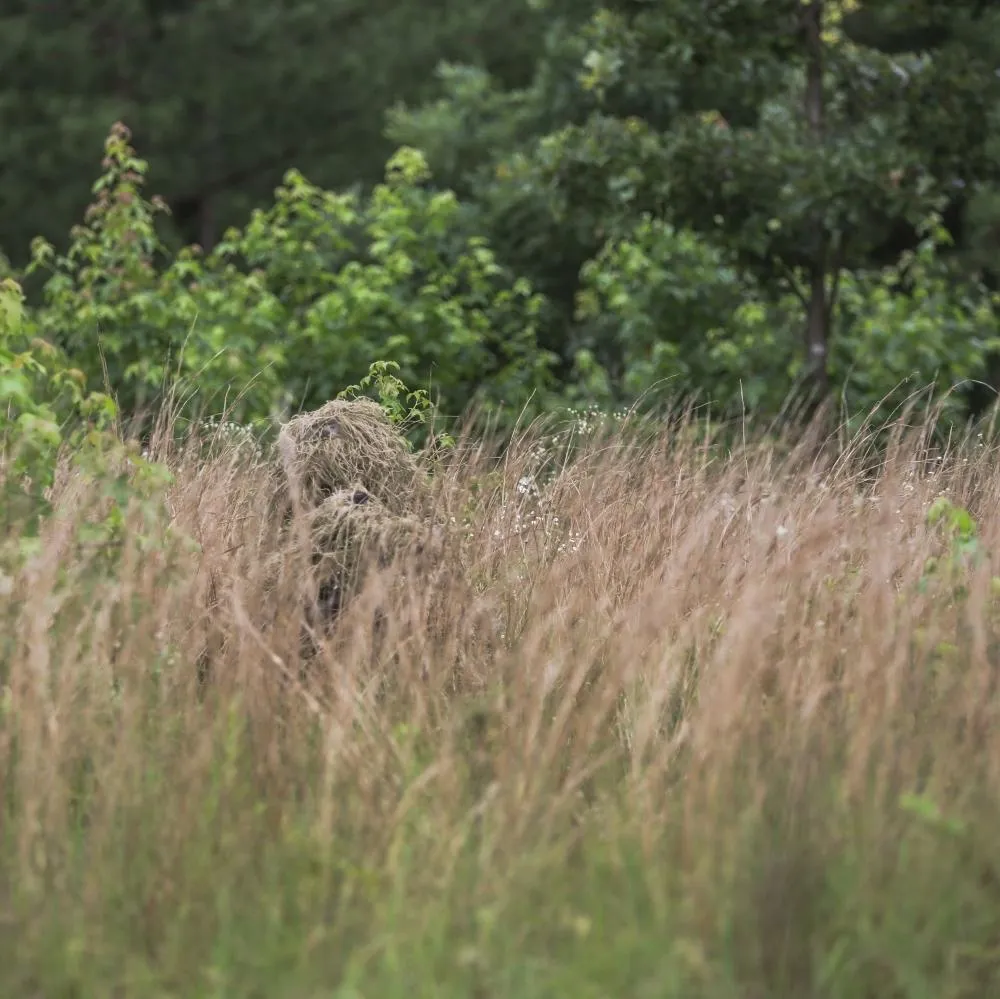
[{"left": 2, "top": 408, "right": 1000, "bottom": 997}]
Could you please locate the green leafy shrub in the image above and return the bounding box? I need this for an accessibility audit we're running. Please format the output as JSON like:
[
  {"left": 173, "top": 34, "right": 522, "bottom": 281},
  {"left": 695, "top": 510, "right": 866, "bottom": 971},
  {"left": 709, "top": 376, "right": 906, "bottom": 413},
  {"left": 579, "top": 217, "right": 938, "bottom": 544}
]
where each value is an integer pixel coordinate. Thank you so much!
[
  {"left": 1, "top": 276, "right": 117, "bottom": 534},
  {"left": 576, "top": 214, "right": 798, "bottom": 414},
  {"left": 19, "top": 123, "right": 285, "bottom": 429},
  {"left": 830, "top": 214, "right": 1000, "bottom": 430},
  {"left": 1, "top": 275, "right": 174, "bottom": 566},
  {"left": 920, "top": 495, "right": 990, "bottom": 598},
  {"left": 575, "top": 208, "right": 1000, "bottom": 425},
  {"left": 14, "top": 125, "right": 557, "bottom": 434},
  {"left": 237, "top": 145, "right": 557, "bottom": 422}
]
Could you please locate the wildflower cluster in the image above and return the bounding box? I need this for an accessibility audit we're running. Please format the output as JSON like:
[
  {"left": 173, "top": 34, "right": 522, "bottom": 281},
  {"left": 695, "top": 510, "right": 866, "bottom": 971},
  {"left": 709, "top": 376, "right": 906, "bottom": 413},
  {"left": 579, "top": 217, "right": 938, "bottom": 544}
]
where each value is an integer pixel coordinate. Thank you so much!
[
  {"left": 197, "top": 415, "right": 265, "bottom": 461},
  {"left": 487, "top": 404, "right": 632, "bottom": 557}
]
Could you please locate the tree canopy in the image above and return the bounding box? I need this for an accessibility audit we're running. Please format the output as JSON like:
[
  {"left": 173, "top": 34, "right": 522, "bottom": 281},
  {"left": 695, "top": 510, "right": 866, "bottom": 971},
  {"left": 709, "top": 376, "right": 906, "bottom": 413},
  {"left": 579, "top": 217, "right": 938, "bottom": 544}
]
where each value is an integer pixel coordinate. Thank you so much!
[{"left": 5, "top": 0, "right": 1000, "bottom": 431}]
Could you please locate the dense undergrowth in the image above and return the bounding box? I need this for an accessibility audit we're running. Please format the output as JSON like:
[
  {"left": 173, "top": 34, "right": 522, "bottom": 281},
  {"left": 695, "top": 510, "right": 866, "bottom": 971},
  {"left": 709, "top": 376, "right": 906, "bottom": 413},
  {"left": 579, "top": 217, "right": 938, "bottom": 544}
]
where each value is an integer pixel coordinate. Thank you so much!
[{"left": 2, "top": 399, "right": 1000, "bottom": 997}]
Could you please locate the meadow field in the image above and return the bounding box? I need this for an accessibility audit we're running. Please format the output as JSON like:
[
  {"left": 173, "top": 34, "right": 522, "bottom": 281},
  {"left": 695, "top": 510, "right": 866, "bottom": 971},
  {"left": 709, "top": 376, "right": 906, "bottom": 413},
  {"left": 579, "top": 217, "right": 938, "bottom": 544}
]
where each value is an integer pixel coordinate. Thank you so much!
[{"left": 2, "top": 407, "right": 1000, "bottom": 998}]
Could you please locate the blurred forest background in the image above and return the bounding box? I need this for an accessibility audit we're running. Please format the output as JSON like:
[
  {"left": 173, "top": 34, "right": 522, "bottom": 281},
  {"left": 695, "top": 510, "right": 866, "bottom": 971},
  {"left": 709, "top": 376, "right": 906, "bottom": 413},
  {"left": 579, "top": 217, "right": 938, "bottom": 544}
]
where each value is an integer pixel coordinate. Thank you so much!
[{"left": 5, "top": 0, "right": 1000, "bottom": 435}]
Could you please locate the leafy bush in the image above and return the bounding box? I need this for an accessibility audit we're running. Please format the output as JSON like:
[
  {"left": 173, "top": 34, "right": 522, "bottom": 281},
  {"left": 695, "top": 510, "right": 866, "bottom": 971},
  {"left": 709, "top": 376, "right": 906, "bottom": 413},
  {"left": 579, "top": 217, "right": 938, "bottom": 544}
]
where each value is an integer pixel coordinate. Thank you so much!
[
  {"left": 12, "top": 124, "right": 557, "bottom": 434},
  {"left": 1, "top": 276, "right": 116, "bottom": 532},
  {"left": 576, "top": 214, "right": 796, "bottom": 414},
  {"left": 830, "top": 214, "right": 1000, "bottom": 430},
  {"left": 7, "top": 125, "right": 997, "bottom": 454},
  {"left": 0, "top": 275, "right": 173, "bottom": 565},
  {"left": 17, "top": 123, "right": 285, "bottom": 429},
  {"left": 573, "top": 208, "right": 1000, "bottom": 424},
  {"left": 240, "top": 145, "right": 558, "bottom": 420}
]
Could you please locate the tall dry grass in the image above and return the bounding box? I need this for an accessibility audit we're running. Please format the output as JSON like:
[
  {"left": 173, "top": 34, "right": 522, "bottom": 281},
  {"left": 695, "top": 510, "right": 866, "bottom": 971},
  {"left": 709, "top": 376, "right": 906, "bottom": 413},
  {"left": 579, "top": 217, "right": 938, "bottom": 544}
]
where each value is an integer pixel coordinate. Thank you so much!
[{"left": 2, "top": 409, "right": 1000, "bottom": 996}]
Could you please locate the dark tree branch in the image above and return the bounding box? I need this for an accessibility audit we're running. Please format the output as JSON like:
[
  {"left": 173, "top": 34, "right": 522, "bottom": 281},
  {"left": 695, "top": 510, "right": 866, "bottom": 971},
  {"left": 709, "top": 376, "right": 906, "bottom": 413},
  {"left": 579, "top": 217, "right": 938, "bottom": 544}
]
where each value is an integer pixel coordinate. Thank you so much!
[{"left": 825, "top": 227, "right": 848, "bottom": 329}]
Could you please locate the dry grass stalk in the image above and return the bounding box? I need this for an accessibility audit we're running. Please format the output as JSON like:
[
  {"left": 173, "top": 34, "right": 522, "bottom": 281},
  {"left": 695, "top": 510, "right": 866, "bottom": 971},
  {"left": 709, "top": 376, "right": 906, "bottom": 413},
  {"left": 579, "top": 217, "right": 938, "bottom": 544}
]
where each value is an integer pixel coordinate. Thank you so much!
[{"left": 1, "top": 408, "right": 999, "bottom": 993}]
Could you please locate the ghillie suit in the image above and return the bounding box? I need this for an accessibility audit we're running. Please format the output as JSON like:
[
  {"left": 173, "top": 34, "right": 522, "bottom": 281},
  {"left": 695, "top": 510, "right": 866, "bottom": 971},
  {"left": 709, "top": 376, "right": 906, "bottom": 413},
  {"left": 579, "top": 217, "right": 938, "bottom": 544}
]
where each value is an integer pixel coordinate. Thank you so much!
[
  {"left": 304, "top": 484, "right": 427, "bottom": 622},
  {"left": 265, "top": 398, "right": 440, "bottom": 653},
  {"left": 257, "top": 398, "right": 498, "bottom": 697},
  {"left": 275, "top": 398, "right": 429, "bottom": 517}
]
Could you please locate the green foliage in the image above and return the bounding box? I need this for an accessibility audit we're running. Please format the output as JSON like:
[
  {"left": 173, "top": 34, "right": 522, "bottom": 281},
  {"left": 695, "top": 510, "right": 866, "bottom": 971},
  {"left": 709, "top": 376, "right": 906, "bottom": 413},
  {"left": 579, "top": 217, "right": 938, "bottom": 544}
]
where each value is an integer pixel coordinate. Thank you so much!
[
  {"left": 899, "top": 791, "right": 967, "bottom": 839},
  {"left": 920, "top": 495, "right": 988, "bottom": 597},
  {"left": 237, "top": 145, "right": 557, "bottom": 419},
  {"left": 10, "top": 2, "right": 1000, "bottom": 439},
  {"left": 1, "top": 275, "right": 115, "bottom": 532},
  {"left": 0, "top": 274, "right": 174, "bottom": 566},
  {"left": 571, "top": 206, "right": 998, "bottom": 422},
  {"left": 390, "top": 0, "right": 1000, "bottom": 423},
  {"left": 831, "top": 214, "right": 1000, "bottom": 429},
  {"left": 337, "top": 359, "right": 456, "bottom": 449},
  {"left": 338, "top": 360, "right": 434, "bottom": 429},
  {"left": 386, "top": 64, "right": 546, "bottom": 196},
  {"left": 912, "top": 494, "right": 1000, "bottom": 698},
  {"left": 22, "top": 122, "right": 285, "bottom": 427},
  {"left": 13, "top": 127, "right": 556, "bottom": 435},
  {"left": 576, "top": 214, "right": 795, "bottom": 413}
]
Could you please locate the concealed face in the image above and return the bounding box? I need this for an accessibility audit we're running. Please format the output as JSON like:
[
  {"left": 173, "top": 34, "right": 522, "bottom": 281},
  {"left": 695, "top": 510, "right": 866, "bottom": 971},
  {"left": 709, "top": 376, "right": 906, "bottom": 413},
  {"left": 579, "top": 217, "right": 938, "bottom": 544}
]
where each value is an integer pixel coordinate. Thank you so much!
[{"left": 323, "top": 486, "right": 374, "bottom": 510}]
